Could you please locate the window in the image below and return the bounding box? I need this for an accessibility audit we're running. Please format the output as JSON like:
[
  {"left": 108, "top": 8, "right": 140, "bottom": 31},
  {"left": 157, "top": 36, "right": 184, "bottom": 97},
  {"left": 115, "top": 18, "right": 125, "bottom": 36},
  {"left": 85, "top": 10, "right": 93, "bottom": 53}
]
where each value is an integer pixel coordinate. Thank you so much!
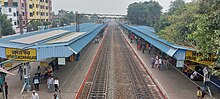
[
  {"left": 36, "top": 12, "right": 39, "bottom": 15},
  {"left": 41, "top": 12, "right": 44, "bottom": 16},
  {"left": 40, "top": 5, "right": 44, "bottom": 9},
  {"left": 10, "top": 18, "right": 12, "bottom": 22},
  {"left": 14, "top": 22, "right": 17, "bottom": 25},
  {"left": 30, "top": 12, "right": 33, "bottom": 17},
  {"left": 46, "top": 0, "right": 48, "bottom": 3},
  {"left": 29, "top": 4, "right": 33, "bottom": 9},
  {"left": 33, "top": 11, "right": 35, "bottom": 15},
  {"left": 16, "top": 11, "right": 19, "bottom": 16},
  {"left": 9, "top": 8, "right": 12, "bottom": 12},
  {"left": 22, "top": 12, "right": 25, "bottom": 16},
  {"left": 46, "top": 6, "right": 48, "bottom": 10},
  {"left": 36, "top": 4, "right": 39, "bottom": 8},
  {"left": 4, "top": 2, "right": 8, "bottom": 7},
  {"left": 13, "top": 13, "right": 16, "bottom": 16},
  {"left": 23, "top": 21, "right": 25, "bottom": 25},
  {"left": 22, "top": 3, "right": 24, "bottom": 7},
  {"left": 13, "top": 2, "right": 18, "bottom": 7},
  {"left": 46, "top": 13, "right": 48, "bottom": 16},
  {"left": 17, "top": 21, "right": 20, "bottom": 25}
]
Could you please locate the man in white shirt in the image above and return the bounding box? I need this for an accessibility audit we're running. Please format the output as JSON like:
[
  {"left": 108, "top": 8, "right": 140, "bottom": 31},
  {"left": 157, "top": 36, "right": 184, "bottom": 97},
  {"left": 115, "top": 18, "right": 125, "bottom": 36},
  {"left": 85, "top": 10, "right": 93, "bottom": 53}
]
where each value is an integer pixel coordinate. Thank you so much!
[{"left": 32, "top": 90, "right": 39, "bottom": 99}]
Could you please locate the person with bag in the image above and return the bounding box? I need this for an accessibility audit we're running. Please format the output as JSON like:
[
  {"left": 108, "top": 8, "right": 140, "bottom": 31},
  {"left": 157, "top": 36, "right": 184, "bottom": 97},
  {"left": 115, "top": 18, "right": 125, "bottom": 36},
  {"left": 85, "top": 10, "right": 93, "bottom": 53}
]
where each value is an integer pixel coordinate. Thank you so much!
[{"left": 33, "top": 74, "right": 40, "bottom": 91}]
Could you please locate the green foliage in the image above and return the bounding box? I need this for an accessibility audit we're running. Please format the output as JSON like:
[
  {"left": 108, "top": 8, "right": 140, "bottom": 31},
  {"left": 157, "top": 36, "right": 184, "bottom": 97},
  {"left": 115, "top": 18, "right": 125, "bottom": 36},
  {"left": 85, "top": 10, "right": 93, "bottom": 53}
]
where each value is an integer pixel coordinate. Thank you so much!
[
  {"left": 156, "top": 0, "right": 220, "bottom": 59},
  {"left": 0, "top": 14, "right": 15, "bottom": 36},
  {"left": 190, "top": 0, "right": 220, "bottom": 57},
  {"left": 127, "top": 1, "right": 162, "bottom": 26},
  {"left": 28, "top": 21, "right": 42, "bottom": 31}
]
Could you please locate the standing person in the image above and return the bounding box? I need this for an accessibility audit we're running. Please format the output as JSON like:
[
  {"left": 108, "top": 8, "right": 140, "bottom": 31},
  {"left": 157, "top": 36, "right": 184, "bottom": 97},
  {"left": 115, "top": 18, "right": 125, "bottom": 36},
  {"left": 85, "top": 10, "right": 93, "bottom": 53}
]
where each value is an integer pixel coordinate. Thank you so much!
[
  {"left": 197, "top": 87, "right": 203, "bottom": 99},
  {"left": 155, "top": 56, "right": 159, "bottom": 69},
  {"left": 142, "top": 42, "right": 146, "bottom": 54},
  {"left": 148, "top": 44, "right": 152, "bottom": 54},
  {"left": 162, "top": 59, "right": 167, "bottom": 70},
  {"left": 32, "top": 90, "right": 39, "bottom": 99},
  {"left": 47, "top": 76, "right": 54, "bottom": 93},
  {"left": 33, "top": 74, "right": 40, "bottom": 91},
  {"left": 150, "top": 57, "right": 155, "bottom": 68},
  {"left": 54, "top": 77, "right": 59, "bottom": 92},
  {"left": 4, "top": 82, "right": 8, "bottom": 99},
  {"left": 18, "top": 66, "right": 23, "bottom": 80},
  {"left": 158, "top": 58, "right": 162, "bottom": 70},
  {"left": 36, "top": 66, "right": 41, "bottom": 78}
]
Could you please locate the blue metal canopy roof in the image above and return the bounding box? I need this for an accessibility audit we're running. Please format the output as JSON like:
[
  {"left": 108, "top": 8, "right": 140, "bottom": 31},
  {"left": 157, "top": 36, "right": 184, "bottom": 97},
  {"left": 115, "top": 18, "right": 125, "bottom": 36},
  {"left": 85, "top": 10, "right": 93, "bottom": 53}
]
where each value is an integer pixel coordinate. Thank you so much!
[
  {"left": 0, "top": 23, "right": 106, "bottom": 60},
  {"left": 122, "top": 24, "right": 194, "bottom": 60}
]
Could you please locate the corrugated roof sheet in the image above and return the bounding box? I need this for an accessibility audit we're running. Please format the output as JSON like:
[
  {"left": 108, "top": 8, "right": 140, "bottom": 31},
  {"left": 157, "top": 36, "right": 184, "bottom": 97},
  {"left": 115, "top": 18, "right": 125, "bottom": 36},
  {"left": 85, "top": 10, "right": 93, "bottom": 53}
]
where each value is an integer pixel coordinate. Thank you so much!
[
  {"left": 122, "top": 24, "right": 193, "bottom": 60},
  {"left": 0, "top": 23, "right": 106, "bottom": 60}
]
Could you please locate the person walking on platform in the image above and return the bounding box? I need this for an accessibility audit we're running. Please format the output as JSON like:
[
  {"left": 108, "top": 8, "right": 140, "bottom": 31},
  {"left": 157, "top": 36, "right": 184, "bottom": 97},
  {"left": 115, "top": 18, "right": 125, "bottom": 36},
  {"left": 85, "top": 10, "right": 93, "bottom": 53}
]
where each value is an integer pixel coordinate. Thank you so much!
[
  {"left": 148, "top": 44, "right": 152, "bottom": 54},
  {"left": 54, "top": 77, "right": 59, "bottom": 92},
  {"left": 150, "top": 57, "right": 155, "bottom": 68},
  {"left": 36, "top": 66, "right": 41, "bottom": 78},
  {"left": 33, "top": 74, "right": 40, "bottom": 91},
  {"left": 95, "top": 36, "right": 99, "bottom": 44},
  {"left": 32, "top": 90, "right": 39, "bottom": 99},
  {"left": 142, "top": 43, "right": 146, "bottom": 54},
  {"left": 158, "top": 58, "right": 162, "bottom": 70},
  {"left": 18, "top": 66, "right": 23, "bottom": 80},
  {"left": 155, "top": 56, "right": 159, "bottom": 69},
  {"left": 47, "top": 76, "right": 54, "bottom": 93},
  {"left": 4, "top": 82, "right": 8, "bottom": 99}
]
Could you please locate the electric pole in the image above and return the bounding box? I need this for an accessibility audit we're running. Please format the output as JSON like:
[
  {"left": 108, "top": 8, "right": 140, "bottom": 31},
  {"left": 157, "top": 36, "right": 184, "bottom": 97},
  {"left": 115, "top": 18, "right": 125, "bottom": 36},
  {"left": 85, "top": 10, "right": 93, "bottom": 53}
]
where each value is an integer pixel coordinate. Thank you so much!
[
  {"left": 75, "top": 11, "right": 80, "bottom": 32},
  {"left": 0, "top": 18, "right": 2, "bottom": 38}
]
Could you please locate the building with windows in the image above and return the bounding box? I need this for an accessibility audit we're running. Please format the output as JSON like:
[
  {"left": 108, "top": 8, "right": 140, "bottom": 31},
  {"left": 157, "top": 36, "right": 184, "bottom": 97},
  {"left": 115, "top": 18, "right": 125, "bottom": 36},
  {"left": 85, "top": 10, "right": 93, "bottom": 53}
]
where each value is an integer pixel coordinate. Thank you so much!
[
  {"left": 0, "top": 0, "right": 52, "bottom": 33},
  {"left": 1, "top": 0, "right": 19, "bottom": 33},
  {"left": 27, "top": 0, "right": 52, "bottom": 22}
]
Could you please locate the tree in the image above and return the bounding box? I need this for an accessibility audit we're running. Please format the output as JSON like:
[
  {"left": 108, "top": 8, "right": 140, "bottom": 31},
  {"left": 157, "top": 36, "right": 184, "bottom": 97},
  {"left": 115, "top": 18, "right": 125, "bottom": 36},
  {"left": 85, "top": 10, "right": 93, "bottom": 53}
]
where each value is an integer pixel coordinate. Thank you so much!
[
  {"left": 127, "top": 1, "right": 162, "bottom": 26},
  {"left": 156, "top": 0, "right": 220, "bottom": 59},
  {"left": 168, "top": 0, "right": 185, "bottom": 14},
  {"left": 0, "top": 14, "right": 15, "bottom": 36},
  {"left": 27, "top": 21, "right": 41, "bottom": 31},
  {"left": 189, "top": 0, "right": 220, "bottom": 58}
]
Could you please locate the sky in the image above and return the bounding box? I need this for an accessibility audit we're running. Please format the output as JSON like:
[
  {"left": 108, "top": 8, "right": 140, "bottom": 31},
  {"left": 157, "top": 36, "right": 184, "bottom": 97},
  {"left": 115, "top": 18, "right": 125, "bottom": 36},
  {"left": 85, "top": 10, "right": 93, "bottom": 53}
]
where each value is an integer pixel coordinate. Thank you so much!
[{"left": 52, "top": 0, "right": 192, "bottom": 15}]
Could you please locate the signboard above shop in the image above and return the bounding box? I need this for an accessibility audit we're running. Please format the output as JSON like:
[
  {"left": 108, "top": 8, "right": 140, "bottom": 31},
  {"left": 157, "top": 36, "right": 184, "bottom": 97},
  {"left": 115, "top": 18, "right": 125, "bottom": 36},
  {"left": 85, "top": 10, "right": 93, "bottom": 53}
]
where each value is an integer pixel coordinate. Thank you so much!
[
  {"left": 5, "top": 48, "right": 37, "bottom": 61},
  {"left": 185, "top": 51, "right": 217, "bottom": 66}
]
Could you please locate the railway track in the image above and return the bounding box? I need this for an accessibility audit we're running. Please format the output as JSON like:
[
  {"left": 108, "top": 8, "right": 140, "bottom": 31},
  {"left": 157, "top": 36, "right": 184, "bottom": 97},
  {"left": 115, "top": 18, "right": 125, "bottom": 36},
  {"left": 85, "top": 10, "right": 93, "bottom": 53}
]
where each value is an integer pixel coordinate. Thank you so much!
[
  {"left": 87, "top": 27, "right": 111, "bottom": 99},
  {"left": 78, "top": 23, "right": 162, "bottom": 99}
]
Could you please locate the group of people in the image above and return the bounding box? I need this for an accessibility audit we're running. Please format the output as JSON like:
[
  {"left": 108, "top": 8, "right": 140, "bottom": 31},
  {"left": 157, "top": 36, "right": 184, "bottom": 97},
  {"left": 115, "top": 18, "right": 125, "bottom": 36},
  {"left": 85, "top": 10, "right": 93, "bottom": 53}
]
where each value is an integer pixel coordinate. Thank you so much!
[
  {"left": 31, "top": 89, "right": 59, "bottom": 99},
  {"left": 47, "top": 76, "right": 60, "bottom": 93},
  {"left": 31, "top": 76, "right": 60, "bottom": 99},
  {"left": 150, "top": 55, "right": 170, "bottom": 70},
  {"left": 129, "top": 34, "right": 153, "bottom": 54}
]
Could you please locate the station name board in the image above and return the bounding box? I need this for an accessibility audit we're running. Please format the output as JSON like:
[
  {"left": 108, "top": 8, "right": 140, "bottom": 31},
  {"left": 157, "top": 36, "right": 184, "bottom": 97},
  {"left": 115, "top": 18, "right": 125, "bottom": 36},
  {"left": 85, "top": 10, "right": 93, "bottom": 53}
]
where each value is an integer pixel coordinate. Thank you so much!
[
  {"left": 6, "top": 48, "right": 37, "bottom": 61},
  {"left": 185, "top": 51, "right": 217, "bottom": 66}
]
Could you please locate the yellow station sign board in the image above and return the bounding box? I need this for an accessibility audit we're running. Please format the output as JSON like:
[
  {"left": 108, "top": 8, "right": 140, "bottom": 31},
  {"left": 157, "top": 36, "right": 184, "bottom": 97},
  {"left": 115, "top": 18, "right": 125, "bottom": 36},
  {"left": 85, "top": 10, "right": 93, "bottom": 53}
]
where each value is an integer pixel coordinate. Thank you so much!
[
  {"left": 6, "top": 48, "right": 37, "bottom": 61},
  {"left": 185, "top": 51, "right": 217, "bottom": 66}
]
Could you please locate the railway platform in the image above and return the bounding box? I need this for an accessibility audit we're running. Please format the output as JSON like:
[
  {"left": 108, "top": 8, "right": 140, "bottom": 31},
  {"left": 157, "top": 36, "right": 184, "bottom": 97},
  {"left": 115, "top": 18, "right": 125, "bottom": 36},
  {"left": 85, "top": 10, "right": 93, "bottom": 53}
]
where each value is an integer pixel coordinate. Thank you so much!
[
  {"left": 120, "top": 29, "right": 219, "bottom": 99},
  {"left": 4, "top": 35, "right": 103, "bottom": 99}
]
